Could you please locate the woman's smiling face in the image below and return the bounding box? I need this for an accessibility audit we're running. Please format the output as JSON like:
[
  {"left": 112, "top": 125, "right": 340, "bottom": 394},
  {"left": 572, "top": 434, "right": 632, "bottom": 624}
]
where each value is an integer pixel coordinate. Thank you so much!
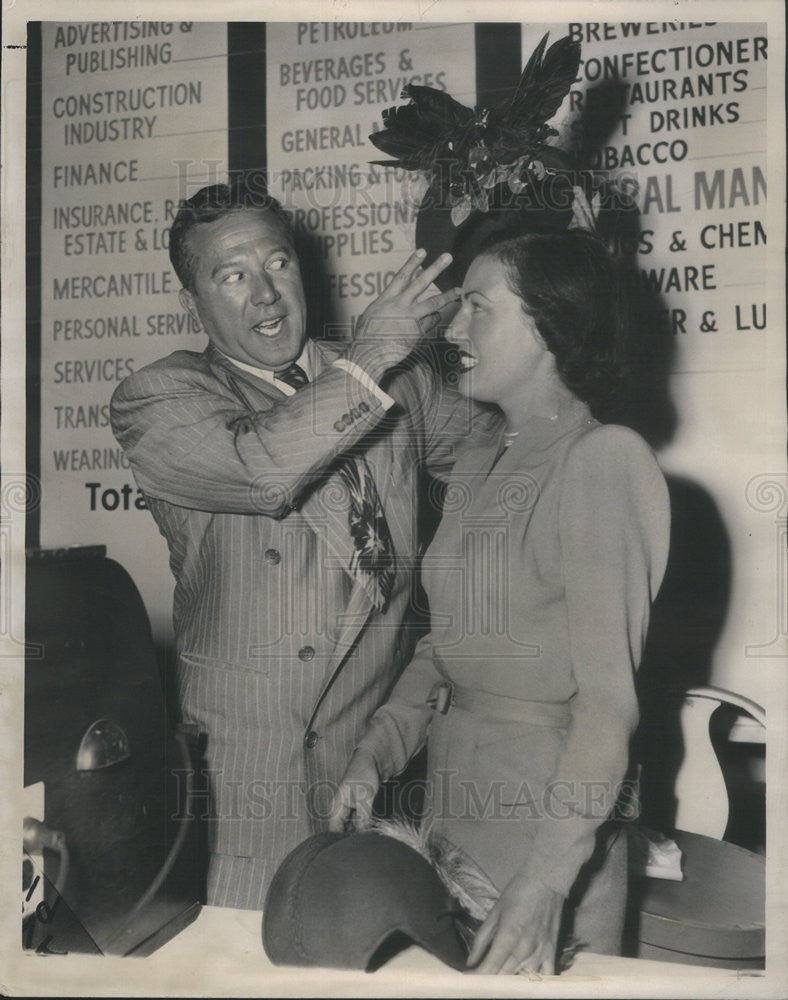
[{"left": 447, "top": 253, "right": 546, "bottom": 405}]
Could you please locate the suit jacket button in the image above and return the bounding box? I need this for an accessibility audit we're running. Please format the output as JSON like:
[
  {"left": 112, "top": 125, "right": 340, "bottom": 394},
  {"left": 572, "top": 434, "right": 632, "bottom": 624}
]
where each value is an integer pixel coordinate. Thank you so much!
[
  {"left": 304, "top": 730, "right": 319, "bottom": 749},
  {"left": 264, "top": 548, "right": 281, "bottom": 565},
  {"left": 298, "top": 645, "right": 315, "bottom": 661}
]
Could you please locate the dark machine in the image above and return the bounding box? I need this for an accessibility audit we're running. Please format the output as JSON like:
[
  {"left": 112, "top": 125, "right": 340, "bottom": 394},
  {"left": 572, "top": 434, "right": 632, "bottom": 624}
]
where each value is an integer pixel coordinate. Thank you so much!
[{"left": 24, "top": 546, "right": 203, "bottom": 955}]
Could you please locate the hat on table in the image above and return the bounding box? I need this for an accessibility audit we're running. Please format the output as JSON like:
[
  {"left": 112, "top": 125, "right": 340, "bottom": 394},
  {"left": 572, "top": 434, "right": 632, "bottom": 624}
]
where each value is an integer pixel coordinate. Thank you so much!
[{"left": 262, "top": 830, "right": 469, "bottom": 971}]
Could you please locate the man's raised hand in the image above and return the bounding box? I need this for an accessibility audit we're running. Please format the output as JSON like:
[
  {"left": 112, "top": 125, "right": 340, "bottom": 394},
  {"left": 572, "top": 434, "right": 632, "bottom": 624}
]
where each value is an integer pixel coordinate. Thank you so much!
[{"left": 349, "top": 250, "right": 461, "bottom": 381}]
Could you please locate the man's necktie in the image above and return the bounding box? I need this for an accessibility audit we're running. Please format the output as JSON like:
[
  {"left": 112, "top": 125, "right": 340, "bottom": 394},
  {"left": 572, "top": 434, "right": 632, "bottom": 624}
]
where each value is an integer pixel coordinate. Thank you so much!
[
  {"left": 274, "top": 361, "right": 309, "bottom": 390},
  {"left": 274, "top": 361, "right": 396, "bottom": 612}
]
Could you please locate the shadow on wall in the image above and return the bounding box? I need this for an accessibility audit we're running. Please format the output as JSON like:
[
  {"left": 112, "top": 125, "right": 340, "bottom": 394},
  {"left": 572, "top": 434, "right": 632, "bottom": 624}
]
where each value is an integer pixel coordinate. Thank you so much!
[
  {"left": 573, "top": 82, "right": 743, "bottom": 835},
  {"left": 635, "top": 476, "right": 733, "bottom": 833},
  {"left": 293, "top": 226, "right": 345, "bottom": 342},
  {"left": 573, "top": 78, "right": 678, "bottom": 449}
]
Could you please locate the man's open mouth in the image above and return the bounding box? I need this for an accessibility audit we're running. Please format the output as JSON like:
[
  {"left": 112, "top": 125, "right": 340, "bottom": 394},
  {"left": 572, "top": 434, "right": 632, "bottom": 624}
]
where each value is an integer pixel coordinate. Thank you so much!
[
  {"left": 457, "top": 349, "right": 478, "bottom": 371},
  {"left": 253, "top": 317, "right": 285, "bottom": 337}
]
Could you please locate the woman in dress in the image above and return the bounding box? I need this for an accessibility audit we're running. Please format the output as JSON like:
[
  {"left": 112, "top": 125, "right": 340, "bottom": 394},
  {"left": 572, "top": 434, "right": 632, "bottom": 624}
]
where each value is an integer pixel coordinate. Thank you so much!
[{"left": 329, "top": 229, "right": 670, "bottom": 974}]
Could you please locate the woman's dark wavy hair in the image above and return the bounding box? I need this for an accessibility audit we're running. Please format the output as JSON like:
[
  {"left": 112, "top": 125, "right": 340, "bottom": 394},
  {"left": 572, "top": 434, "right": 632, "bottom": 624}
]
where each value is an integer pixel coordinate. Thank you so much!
[
  {"left": 169, "top": 176, "right": 293, "bottom": 292},
  {"left": 481, "top": 229, "right": 632, "bottom": 421}
]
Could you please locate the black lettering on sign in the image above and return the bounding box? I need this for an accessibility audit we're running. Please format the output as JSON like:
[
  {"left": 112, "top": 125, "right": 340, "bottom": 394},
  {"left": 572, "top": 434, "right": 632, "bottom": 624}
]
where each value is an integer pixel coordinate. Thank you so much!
[
  {"left": 52, "top": 316, "right": 140, "bottom": 340},
  {"left": 292, "top": 202, "right": 415, "bottom": 233},
  {"left": 650, "top": 102, "right": 740, "bottom": 131},
  {"left": 579, "top": 36, "right": 766, "bottom": 82},
  {"left": 54, "top": 449, "right": 129, "bottom": 471},
  {"left": 694, "top": 166, "right": 766, "bottom": 209},
  {"left": 295, "top": 23, "right": 412, "bottom": 45},
  {"left": 64, "top": 116, "right": 157, "bottom": 144},
  {"left": 700, "top": 219, "right": 766, "bottom": 249},
  {"left": 279, "top": 163, "right": 363, "bottom": 193},
  {"left": 51, "top": 81, "right": 201, "bottom": 117},
  {"left": 65, "top": 44, "right": 174, "bottom": 76},
  {"left": 53, "top": 201, "right": 154, "bottom": 229},
  {"left": 54, "top": 22, "right": 174, "bottom": 47},
  {"left": 52, "top": 160, "right": 139, "bottom": 187},
  {"left": 568, "top": 22, "right": 718, "bottom": 44},
  {"left": 85, "top": 482, "right": 148, "bottom": 509},
  {"left": 53, "top": 403, "right": 112, "bottom": 430},
  {"left": 295, "top": 84, "right": 348, "bottom": 111},
  {"left": 640, "top": 175, "right": 681, "bottom": 214},
  {"left": 52, "top": 358, "right": 135, "bottom": 384},
  {"left": 327, "top": 270, "right": 398, "bottom": 299},
  {"left": 352, "top": 71, "right": 447, "bottom": 105},
  {"left": 281, "top": 124, "right": 365, "bottom": 152},
  {"left": 53, "top": 271, "right": 172, "bottom": 299},
  {"left": 637, "top": 264, "right": 717, "bottom": 294},
  {"left": 735, "top": 304, "right": 766, "bottom": 330},
  {"left": 314, "top": 229, "right": 395, "bottom": 259},
  {"left": 280, "top": 52, "right": 386, "bottom": 85},
  {"left": 590, "top": 140, "right": 688, "bottom": 169},
  {"left": 569, "top": 69, "right": 749, "bottom": 113},
  {"left": 145, "top": 312, "right": 201, "bottom": 335},
  {"left": 64, "top": 230, "right": 128, "bottom": 255}
]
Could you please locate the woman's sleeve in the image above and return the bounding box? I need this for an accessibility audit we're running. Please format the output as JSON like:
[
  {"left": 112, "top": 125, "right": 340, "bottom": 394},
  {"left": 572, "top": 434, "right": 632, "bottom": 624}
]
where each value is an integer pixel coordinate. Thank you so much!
[
  {"left": 520, "top": 426, "right": 670, "bottom": 897},
  {"left": 354, "top": 633, "right": 443, "bottom": 781}
]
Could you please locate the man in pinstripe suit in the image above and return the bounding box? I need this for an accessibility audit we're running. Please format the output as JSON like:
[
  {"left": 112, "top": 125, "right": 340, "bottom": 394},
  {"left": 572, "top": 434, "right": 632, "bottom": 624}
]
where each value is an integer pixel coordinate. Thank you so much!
[{"left": 111, "top": 183, "right": 484, "bottom": 909}]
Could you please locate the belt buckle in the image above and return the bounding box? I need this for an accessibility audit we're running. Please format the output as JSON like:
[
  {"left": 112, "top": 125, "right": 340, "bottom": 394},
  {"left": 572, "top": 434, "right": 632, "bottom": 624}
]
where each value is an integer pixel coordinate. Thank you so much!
[{"left": 427, "top": 681, "right": 454, "bottom": 715}]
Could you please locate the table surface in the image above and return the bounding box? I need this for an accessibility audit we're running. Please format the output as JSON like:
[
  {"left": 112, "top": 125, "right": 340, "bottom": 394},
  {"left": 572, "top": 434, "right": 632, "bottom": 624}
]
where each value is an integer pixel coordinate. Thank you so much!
[{"left": 7, "top": 903, "right": 773, "bottom": 999}]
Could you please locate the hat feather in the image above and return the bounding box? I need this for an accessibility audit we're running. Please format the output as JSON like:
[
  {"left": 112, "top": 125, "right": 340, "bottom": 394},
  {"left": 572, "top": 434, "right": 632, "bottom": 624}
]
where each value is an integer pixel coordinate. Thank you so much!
[
  {"left": 367, "top": 32, "right": 580, "bottom": 214},
  {"left": 364, "top": 816, "right": 585, "bottom": 971},
  {"left": 506, "top": 33, "right": 581, "bottom": 126},
  {"left": 370, "top": 86, "right": 474, "bottom": 171}
]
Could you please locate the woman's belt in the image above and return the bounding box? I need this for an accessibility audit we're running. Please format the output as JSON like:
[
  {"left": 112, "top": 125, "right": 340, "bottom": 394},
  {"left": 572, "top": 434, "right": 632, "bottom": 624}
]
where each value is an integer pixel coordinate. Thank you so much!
[{"left": 426, "top": 680, "right": 571, "bottom": 728}]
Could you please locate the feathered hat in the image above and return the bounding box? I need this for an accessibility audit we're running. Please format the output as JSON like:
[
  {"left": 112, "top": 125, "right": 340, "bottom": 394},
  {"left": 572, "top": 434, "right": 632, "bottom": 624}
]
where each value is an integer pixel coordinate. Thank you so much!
[{"left": 370, "top": 33, "right": 595, "bottom": 289}]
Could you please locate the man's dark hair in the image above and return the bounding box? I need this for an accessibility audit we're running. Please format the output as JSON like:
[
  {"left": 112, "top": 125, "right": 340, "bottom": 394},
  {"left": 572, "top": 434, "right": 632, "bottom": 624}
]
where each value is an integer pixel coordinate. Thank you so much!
[
  {"left": 483, "top": 229, "right": 632, "bottom": 420},
  {"left": 169, "top": 176, "right": 294, "bottom": 292}
]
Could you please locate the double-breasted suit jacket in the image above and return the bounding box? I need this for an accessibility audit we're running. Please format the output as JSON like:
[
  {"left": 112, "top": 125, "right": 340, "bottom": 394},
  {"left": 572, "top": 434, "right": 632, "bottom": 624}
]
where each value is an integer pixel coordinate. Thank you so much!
[{"left": 111, "top": 338, "right": 481, "bottom": 908}]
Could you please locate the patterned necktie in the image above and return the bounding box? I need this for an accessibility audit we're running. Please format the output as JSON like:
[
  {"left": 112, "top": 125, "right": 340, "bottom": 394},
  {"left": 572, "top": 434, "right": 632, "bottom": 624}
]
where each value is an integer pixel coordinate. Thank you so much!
[
  {"left": 274, "top": 361, "right": 396, "bottom": 612},
  {"left": 274, "top": 361, "right": 309, "bottom": 390}
]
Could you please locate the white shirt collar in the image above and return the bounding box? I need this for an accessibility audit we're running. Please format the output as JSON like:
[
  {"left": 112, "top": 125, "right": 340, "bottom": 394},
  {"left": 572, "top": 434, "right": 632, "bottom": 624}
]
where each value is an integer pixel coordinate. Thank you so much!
[{"left": 218, "top": 342, "right": 313, "bottom": 395}]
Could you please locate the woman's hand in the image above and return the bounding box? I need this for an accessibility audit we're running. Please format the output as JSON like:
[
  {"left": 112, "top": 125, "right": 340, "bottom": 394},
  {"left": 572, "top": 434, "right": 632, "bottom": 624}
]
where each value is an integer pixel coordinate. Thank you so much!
[
  {"left": 349, "top": 250, "right": 461, "bottom": 382},
  {"left": 466, "top": 871, "right": 564, "bottom": 975},
  {"left": 327, "top": 749, "right": 381, "bottom": 833}
]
